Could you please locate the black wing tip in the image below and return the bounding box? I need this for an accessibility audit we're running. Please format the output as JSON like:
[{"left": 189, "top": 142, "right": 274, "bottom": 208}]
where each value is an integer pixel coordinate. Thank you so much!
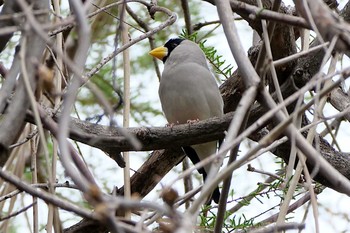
[
  {"left": 212, "top": 186, "right": 221, "bottom": 203},
  {"left": 205, "top": 186, "right": 221, "bottom": 205},
  {"left": 182, "top": 146, "right": 221, "bottom": 204},
  {"left": 182, "top": 146, "right": 206, "bottom": 175}
]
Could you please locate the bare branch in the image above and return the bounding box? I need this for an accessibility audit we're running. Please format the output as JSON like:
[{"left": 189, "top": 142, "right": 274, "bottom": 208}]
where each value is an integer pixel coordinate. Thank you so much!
[
  {"left": 0, "top": 168, "right": 96, "bottom": 220},
  {"left": 0, "top": 0, "right": 49, "bottom": 165},
  {"left": 295, "top": 0, "right": 350, "bottom": 52}
]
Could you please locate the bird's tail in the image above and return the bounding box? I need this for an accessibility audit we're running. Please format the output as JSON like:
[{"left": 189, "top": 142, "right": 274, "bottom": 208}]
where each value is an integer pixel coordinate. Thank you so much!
[{"left": 182, "top": 143, "right": 221, "bottom": 204}]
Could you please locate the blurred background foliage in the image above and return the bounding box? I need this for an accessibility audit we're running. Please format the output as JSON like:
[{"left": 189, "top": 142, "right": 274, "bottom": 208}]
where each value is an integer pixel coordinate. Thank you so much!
[{"left": 5, "top": 1, "right": 344, "bottom": 232}]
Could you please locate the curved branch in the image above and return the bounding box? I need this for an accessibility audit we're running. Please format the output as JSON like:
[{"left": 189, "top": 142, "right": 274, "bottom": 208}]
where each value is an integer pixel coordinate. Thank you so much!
[{"left": 0, "top": 0, "right": 49, "bottom": 165}]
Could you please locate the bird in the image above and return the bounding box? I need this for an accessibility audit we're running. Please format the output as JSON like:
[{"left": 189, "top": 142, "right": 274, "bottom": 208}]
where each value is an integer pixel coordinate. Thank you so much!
[{"left": 149, "top": 38, "right": 224, "bottom": 204}]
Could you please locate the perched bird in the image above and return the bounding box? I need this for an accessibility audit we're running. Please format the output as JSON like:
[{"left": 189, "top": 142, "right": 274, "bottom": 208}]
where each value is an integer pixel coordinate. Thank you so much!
[{"left": 149, "top": 38, "right": 224, "bottom": 204}]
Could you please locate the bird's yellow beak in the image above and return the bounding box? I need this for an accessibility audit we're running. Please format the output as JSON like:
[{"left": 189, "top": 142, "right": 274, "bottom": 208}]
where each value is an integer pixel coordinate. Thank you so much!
[{"left": 149, "top": 46, "right": 168, "bottom": 60}]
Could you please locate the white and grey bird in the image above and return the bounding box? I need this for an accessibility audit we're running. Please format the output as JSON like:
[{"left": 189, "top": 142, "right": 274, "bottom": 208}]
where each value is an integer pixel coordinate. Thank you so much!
[{"left": 149, "top": 38, "right": 224, "bottom": 204}]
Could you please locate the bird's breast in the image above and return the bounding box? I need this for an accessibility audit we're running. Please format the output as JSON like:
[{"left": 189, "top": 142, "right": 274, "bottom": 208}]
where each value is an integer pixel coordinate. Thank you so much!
[{"left": 159, "top": 63, "right": 223, "bottom": 124}]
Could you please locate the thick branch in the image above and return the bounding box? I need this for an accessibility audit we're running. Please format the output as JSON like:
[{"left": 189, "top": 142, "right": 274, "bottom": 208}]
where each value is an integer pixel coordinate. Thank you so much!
[
  {"left": 0, "top": 0, "right": 49, "bottom": 165},
  {"left": 66, "top": 113, "right": 231, "bottom": 153},
  {"left": 295, "top": 0, "right": 350, "bottom": 52},
  {"left": 0, "top": 1, "right": 21, "bottom": 52}
]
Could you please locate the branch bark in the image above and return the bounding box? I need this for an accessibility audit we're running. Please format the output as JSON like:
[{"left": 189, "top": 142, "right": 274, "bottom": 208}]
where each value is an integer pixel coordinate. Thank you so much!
[{"left": 0, "top": 0, "right": 49, "bottom": 165}]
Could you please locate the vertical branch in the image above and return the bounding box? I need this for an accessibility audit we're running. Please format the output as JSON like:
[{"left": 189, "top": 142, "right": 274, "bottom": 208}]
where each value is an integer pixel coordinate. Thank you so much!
[
  {"left": 196, "top": 0, "right": 260, "bottom": 230},
  {"left": 0, "top": 0, "right": 49, "bottom": 165},
  {"left": 180, "top": 0, "right": 192, "bottom": 35},
  {"left": 30, "top": 128, "right": 38, "bottom": 233},
  {"left": 256, "top": 0, "right": 288, "bottom": 116},
  {"left": 125, "top": 5, "right": 161, "bottom": 80},
  {"left": 48, "top": 0, "right": 64, "bottom": 231},
  {"left": 18, "top": 26, "right": 53, "bottom": 230},
  {"left": 182, "top": 158, "right": 193, "bottom": 209},
  {"left": 180, "top": 1, "right": 194, "bottom": 205},
  {"left": 0, "top": 0, "right": 21, "bottom": 53},
  {"left": 276, "top": 38, "right": 338, "bottom": 231},
  {"left": 58, "top": 0, "right": 92, "bottom": 191},
  {"left": 121, "top": 2, "right": 132, "bottom": 219}
]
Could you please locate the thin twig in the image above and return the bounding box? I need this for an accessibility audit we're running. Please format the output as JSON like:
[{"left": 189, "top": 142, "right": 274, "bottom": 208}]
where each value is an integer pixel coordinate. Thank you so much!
[
  {"left": 0, "top": 168, "right": 96, "bottom": 219},
  {"left": 121, "top": 1, "right": 132, "bottom": 219}
]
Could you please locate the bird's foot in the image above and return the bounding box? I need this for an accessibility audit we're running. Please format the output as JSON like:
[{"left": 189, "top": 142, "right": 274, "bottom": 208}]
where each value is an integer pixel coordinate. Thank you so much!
[
  {"left": 165, "top": 123, "right": 174, "bottom": 128},
  {"left": 165, "top": 121, "right": 179, "bottom": 129},
  {"left": 187, "top": 119, "right": 199, "bottom": 124}
]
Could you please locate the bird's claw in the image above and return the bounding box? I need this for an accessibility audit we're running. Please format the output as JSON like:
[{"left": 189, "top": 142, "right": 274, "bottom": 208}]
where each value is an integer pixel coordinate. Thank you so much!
[
  {"left": 165, "top": 121, "right": 179, "bottom": 129},
  {"left": 165, "top": 123, "right": 174, "bottom": 128},
  {"left": 187, "top": 119, "right": 200, "bottom": 124}
]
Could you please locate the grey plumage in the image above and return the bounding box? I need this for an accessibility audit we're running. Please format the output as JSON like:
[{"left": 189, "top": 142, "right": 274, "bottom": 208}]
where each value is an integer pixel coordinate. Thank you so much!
[{"left": 150, "top": 39, "right": 223, "bottom": 203}]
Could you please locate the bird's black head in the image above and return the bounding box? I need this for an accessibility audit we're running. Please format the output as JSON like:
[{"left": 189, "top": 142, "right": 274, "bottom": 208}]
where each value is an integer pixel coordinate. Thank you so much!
[{"left": 163, "top": 38, "right": 185, "bottom": 63}]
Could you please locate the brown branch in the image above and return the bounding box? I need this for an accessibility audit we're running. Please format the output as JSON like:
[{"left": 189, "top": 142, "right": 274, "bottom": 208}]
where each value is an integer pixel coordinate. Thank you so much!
[
  {"left": 248, "top": 222, "right": 305, "bottom": 233},
  {"left": 25, "top": 81, "right": 350, "bottom": 195},
  {"left": 0, "top": 1, "right": 21, "bottom": 52},
  {"left": 0, "top": 167, "right": 96, "bottom": 220},
  {"left": 295, "top": 0, "right": 350, "bottom": 52},
  {"left": 66, "top": 113, "right": 231, "bottom": 153},
  {"left": 180, "top": 0, "right": 193, "bottom": 35},
  {"left": 328, "top": 87, "right": 350, "bottom": 121},
  {"left": 0, "top": 0, "right": 49, "bottom": 166},
  {"left": 202, "top": 0, "right": 310, "bottom": 33}
]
